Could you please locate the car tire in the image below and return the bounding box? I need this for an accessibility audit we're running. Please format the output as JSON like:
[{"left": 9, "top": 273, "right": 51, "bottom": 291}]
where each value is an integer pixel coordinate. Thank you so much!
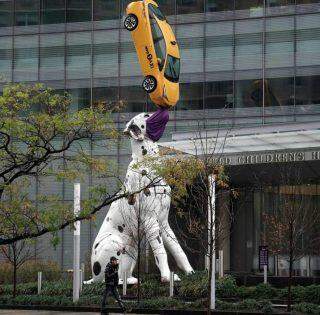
[
  {"left": 142, "top": 76, "right": 157, "bottom": 93},
  {"left": 124, "top": 14, "right": 138, "bottom": 31}
]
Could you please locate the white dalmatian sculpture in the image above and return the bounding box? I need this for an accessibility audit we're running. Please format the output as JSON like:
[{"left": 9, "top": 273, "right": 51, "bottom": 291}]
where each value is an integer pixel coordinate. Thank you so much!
[{"left": 89, "top": 112, "right": 193, "bottom": 284}]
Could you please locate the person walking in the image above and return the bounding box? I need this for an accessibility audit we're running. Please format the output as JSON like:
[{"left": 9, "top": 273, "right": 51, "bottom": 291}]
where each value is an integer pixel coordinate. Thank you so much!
[{"left": 101, "top": 256, "right": 126, "bottom": 314}]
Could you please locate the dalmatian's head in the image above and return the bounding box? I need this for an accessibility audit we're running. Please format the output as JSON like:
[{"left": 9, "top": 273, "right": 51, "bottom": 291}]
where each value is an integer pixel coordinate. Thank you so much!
[{"left": 123, "top": 113, "right": 151, "bottom": 141}]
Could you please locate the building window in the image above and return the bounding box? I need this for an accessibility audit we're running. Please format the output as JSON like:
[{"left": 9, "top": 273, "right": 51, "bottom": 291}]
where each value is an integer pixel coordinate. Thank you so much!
[
  {"left": 264, "top": 77, "right": 294, "bottom": 107},
  {"left": 41, "top": 0, "right": 65, "bottom": 24},
  {"left": 120, "top": 86, "right": 146, "bottom": 112},
  {"left": 68, "top": 88, "right": 91, "bottom": 111},
  {"left": 235, "top": 19, "right": 263, "bottom": 71},
  {"left": 0, "top": 1, "right": 13, "bottom": 27},
  {"left": 93, "top": 87, "right": 118, "bottom": 111},
  {"left": 296, "top": 75, "right": 320, "bottom": 106},
  {"left": 206, "top": 0, "right": 234, "bottom": 12},
  {"left": 205, "top": 81, "right": 233, "bottom": 109},
  {"left": 235, "top": 79, "right": 263, "bottom": 108},
  {"left": 178, "top": 82, "right": 203, "bottom": 111},
  {"left": 94, "top": 0, "right": 119, "bottom": 21},
  {"left": 93, "top": 30, "right": 119, "bottom": 78},
  {"left": 266, "top": 0, "right": 295, "bottom": 7},
  {"left": 66, "top": 32, "right": 91, "bottom": 80},
  {"left": 0, "top": 37, "right": 12, "bottom": 82},
  {"left": 13, "top": 35, "right": 39, "bottom": 82},
  {"left": 67, "top": 0, "right": 91, "bottom": 23},
  {"left": 236, "top": 0, "right": 263, "bottom": 10},
  {"left": 15, "top": 0, "right": 39, "bottom": 26},
  {"left": 157, "top": 0, "right": 175, "bottom": 16},
  {"left": 177, "top": 0, "right": 204, "bottom": 14},
  {"left": 297, "top": 0, "right": 320, "bottom": 3},
  {"left": 266, "top": 17, "right": 294, "bottom": 69},
  {"left": 40, "top": 33, "right": 65, "bottom": 81}
]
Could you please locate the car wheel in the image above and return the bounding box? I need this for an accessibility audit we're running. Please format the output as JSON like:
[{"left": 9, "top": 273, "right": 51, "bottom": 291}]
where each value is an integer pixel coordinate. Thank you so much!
[
  {"left": 142, "top": 76, "right": 157, "bottom": 93},
  {"left": 124, "top": 14, "right": 138, "bottom": 31}
]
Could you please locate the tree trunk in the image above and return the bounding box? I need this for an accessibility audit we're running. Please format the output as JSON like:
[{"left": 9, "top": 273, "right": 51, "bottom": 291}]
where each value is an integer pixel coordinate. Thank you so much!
[
  {"left": 287, "top": 224, "right": 294, "bottom": 312},
  {"left": 13, "top": 263, "right": 17, "bottom": 298}
]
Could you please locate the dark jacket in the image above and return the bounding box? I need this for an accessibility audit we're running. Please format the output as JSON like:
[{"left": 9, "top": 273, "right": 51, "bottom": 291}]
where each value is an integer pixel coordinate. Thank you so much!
[{"left": 104, "top": 262, "right": 119, "bottom": 286}]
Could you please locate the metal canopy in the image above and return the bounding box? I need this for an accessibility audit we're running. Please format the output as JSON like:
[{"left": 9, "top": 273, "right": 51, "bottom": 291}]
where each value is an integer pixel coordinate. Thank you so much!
[{"left": 160, "top": 122, "right": 320, "bottom": 158}]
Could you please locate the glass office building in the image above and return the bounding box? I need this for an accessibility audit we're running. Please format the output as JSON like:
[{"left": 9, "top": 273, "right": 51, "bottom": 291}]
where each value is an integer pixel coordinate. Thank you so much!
[{"left": 0, "top": 0, "right": 320, "bottom": 275}]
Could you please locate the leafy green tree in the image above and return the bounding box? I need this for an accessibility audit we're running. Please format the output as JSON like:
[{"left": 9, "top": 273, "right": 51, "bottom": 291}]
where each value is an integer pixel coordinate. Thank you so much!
[{"left": 0, "top": 83, "right": 153, "bottom": 246}]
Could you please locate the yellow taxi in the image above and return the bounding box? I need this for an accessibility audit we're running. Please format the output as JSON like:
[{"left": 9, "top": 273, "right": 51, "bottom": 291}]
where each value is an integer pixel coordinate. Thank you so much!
[{"left": 124, "top": 0, "right": 180, "bottom": 108}]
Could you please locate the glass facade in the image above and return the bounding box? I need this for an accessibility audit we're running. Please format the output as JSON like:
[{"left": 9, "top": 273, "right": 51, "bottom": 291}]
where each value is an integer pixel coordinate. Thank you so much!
[
  {"left": 0, "top": 0, "right": 320, "bottom": 270},
  {"left": 232, "top": 185, "right": 320, "bottom": 276}
]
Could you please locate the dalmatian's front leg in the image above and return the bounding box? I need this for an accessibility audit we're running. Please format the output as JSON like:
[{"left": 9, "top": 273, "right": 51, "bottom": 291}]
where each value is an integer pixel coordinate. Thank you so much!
[{"left": 145, "top": 217, "right": 171, "bottom": 282}]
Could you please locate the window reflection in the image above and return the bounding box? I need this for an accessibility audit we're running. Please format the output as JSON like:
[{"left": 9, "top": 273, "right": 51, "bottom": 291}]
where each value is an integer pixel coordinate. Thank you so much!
[
  {"left": 94, "top": 0, "right": 119, "bottom": 21},
  {"left": 0, "top": 37, "right": 12, "bottom": 82},
  {"left": 0, "top": 1, "right": 13, "bottom": 27},
  {"left": 205, "top": 81, "right": 233, "bottom": 109},
  {"left": 178, "top": 82, "right": 203, "bottom": 110},
  {"left": 264, "top": 77, "right": 294, "bottom": 106},
  {"left": 206, "top": 0, "right": 234, "bottom": 12},
  {"left": 120, "top": 86, "right": 146, "bottom": 112},
  {"left": 157, "top": 0, "right": 175, "bottom": 16},
  {"left": 67, "top": 0, "right": 91, "bottom": 23},
  {"left": 41, "top": 0, "right": 65, "bottom": 24},
  {"left": 40, "top": 33, "right": 65, "bottom": 81},
  {"left": 266, "top": 0, "right": 295, "bottom": 7},
  {"left": 236, "top": 0, "right": 263, "bottom": 10},
  {"left": 235, "top": 79, "right": 262, "bottom": 108},
  {"left": 296, "top": 75, "right": 320, "bottom": 106},
  {"left": 15, "top": 0, "right": 39, "bottom": 26},
  {"left": 93, "top": 87, "right": 119, "bottom": 111},
  {"left": 177, "top": 0, "right": 204, "bottom": 14},
  {"left": 68, "top": 88, "right": 91, "bottom": 111},
  {"left": 13, "top": 35, "right": 38, "bottom": 82}
]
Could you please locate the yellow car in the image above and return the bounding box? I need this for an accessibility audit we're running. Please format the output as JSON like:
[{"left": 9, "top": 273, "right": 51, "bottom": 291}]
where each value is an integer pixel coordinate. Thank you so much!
[{"left": 124, "top": 0, "right": 180, "bottom": 108}]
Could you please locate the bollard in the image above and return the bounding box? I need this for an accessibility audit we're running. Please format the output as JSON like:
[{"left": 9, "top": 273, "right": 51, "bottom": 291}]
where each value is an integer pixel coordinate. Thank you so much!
[
  {"left": 38, "top": 271, "right": 42, "bottom": 295},
  {"left": 264, "top": 265, "right": 268, "bottom": 284},
  {"left": 169, "top": 272, "right": 174, "bottom": 297},
  {"left": 219, "top": 250, "right": 224, "bottom": 278},
  {"left": 123, "top": 271, "right": 127, "bottom": 296}
]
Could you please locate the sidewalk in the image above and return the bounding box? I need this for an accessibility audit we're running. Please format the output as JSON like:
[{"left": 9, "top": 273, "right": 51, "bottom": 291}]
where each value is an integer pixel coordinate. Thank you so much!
[{"left": 0, "top": 311, "right": 157, "bottom": 315}]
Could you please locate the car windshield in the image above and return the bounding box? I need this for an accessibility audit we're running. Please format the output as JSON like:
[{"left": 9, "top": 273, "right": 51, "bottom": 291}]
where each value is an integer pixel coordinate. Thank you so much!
[
  {"left": 149, "top": 11, "right": 166, "bottom": 71},
  {"left": 164, "top": 55, "right": 180, "bottom": 83},
  {"left": 148, "top": 3, "right": 166, "bottom": 21}
]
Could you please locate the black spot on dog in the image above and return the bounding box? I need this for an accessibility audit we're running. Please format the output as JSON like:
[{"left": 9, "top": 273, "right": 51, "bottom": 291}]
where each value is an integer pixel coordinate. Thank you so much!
[
  {"left": 141, "top": 146, "right": 144, "bottom": 149},
  {"left": 155, "top": 256, "right": 159, "bottom": 264},
  {"left": 142, "top": 149, "right": 147, "bottom": 155},
  {"left": 156, "top": 236, "right": 162, "bottom": 244},
  {"left": 144, "top": 188, "right": 151, "bottom": 196},
  {"left": 164, "top": 189, "right": 166, "bottom": 193},
  {"left": 93, "top": 262, "right": 101, "bottom": 276},
  {"left": 118, "top": 226, "right": 124, "bottom": 233},
  {"left": 144, "top": 114, "right": 150, "bottom": 118},
  {"left": 141, "top": 170, "right": 147, "bottom": 176},
  {"left": 117, "top": 251, "right": 121, "bottom": 256},
  {"left": 123, "top": 224, "right": 125, "bottom": 227},
  {"left": 94, "top": 242, "right": 100, "bottom": 249},
  {"left": 106, "top": 217, "right": 110, "bottom": 222},
  {"left": 141, "top": 125, "right": 145, "bottom": 129}
]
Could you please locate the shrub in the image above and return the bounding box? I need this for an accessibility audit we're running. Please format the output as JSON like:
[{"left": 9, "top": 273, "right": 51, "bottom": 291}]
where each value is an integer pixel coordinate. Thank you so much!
[
  {"left": 178, "top": 271, "right": 208, "bottom": 299},
  {"left": 139, "top": 279, "right": 168, "bottom": 298},
  {"left": 138, "top": 297, "right": 183, "bottom": 309},
  {"left": 293, "top": 302, "right": 320, "bottom": 314},
  {"left": 304, "top": 285, "right": 320, "bottom": 304},
  {"left": 0, "top": 260, "right": 62, "bottom": 285},
  {"left": 253, "top": 283, "right": 277, "bottom": 300},
  {"left": 216, "top": 275, "right": 237, "bottom": 298}
]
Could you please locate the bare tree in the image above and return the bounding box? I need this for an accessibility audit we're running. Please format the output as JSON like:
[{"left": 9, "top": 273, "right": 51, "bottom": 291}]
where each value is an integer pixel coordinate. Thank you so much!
[
  {"left": 0, "top": 240, "right": 41, "bottom": 297},
  {"left": 262, "top": 166, "right": 320, "bottom": 311}
]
